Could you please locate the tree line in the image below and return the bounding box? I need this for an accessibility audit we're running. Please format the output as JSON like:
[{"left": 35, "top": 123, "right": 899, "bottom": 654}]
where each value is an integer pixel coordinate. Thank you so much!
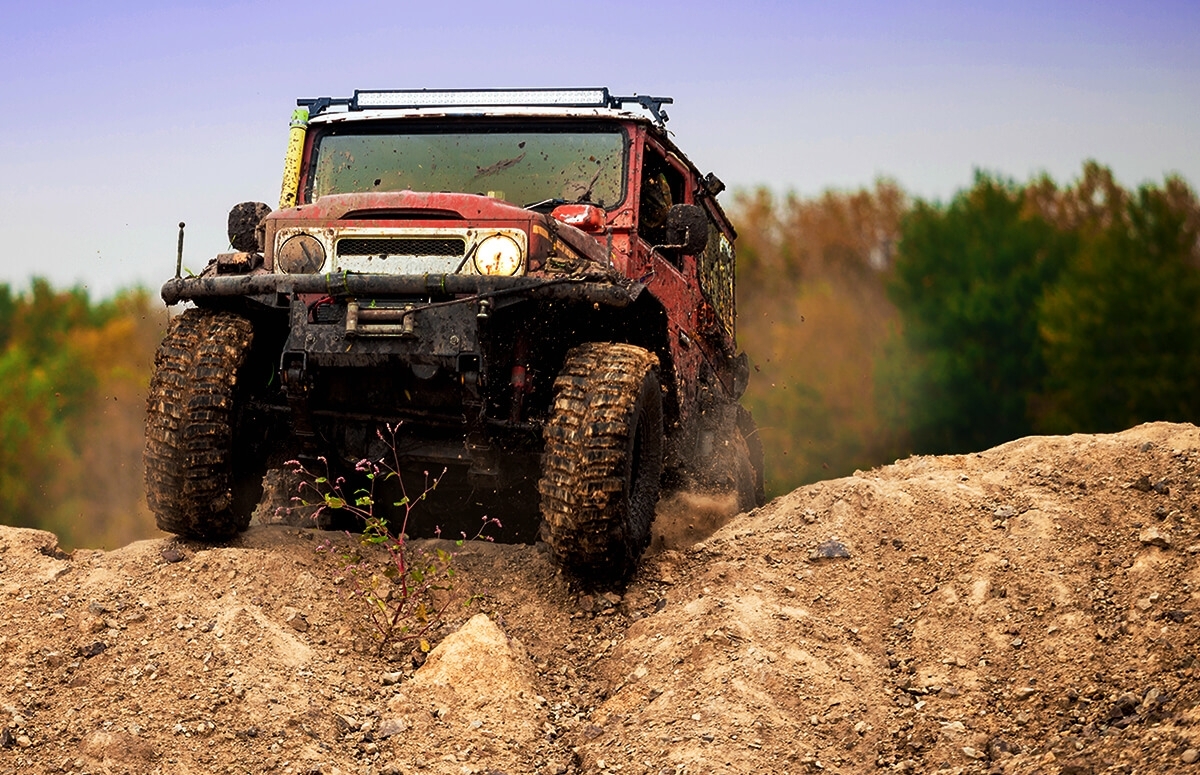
[
  {"left": 737, "top": 162, "right": 1200, "bottom": 492},
  {"left": 2, "top": 161, "right": 1196, "bottom": 545},
  {"left": 0, "top": 281, "right": 163, "bottom": 547}
]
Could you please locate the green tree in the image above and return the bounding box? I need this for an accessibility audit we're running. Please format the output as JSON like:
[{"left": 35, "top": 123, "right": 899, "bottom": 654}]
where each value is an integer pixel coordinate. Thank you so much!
[
  {"left": 1039, "top": 176, "right": 1200, "bottom": 431},
  {"left": 887, "top": 173, "right": 1072, "bottom": 453}
]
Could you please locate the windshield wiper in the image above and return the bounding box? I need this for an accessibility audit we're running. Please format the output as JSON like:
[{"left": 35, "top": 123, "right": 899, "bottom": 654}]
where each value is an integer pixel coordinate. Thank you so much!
[{"left": 524, "top": 198, "right": 569, "bottom": 210}]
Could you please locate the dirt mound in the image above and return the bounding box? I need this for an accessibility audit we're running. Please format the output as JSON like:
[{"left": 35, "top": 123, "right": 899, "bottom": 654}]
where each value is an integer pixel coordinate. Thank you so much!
[{"left": 2, "top": 423, "right": 1198, "bottom": 774}]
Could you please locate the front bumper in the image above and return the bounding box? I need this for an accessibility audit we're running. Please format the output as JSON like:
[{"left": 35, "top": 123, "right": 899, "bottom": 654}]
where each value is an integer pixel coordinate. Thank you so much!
[{"left": 160, "top": 271, "right": 642, "bottom": 308}]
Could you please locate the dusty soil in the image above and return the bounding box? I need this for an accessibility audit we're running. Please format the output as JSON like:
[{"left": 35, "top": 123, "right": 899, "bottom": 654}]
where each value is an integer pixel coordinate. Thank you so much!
[{"left": 2, "top": 422, "right": 1199, "bottom": 775}]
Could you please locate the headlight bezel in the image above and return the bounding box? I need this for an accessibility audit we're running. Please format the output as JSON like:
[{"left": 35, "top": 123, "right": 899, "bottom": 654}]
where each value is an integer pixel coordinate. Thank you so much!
[
  {"left": 276, "top": 233, "right": 327, "bottom": 274},
  {"left": 472, "top": 233, "right": 525, "bottom": 276}
]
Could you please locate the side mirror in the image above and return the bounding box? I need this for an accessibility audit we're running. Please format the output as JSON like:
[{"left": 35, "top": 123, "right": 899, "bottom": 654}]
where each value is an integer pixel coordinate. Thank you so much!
[
  {"left": 228, "top": 201, "right": 273, "bottom": 253},
  {"left": 664, "top": 204, "right": 709, "bottom": 254}
]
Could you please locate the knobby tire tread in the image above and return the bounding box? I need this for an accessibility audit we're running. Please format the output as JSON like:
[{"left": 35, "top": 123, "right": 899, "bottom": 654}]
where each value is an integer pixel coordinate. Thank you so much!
[
  {"left": 736, "top": 405, "right": 767, "bottom": 507},
  {"left": 144, "top": 308, "right": 257, "bottom": 540},
  {"left": 539, "top": 342, "right": 663, "bottom": 584}
]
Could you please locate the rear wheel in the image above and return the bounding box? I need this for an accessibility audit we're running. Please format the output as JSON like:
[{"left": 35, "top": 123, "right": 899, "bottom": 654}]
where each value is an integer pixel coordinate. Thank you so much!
[
  {"left": 538, "top": 342, "right": 663, "bottom": 584},
  {"left": 144, "top": 308, "right": 265, "bottom": 540},
  {"left": 737, "top": 405, "right": 767, "bottom": 508}
]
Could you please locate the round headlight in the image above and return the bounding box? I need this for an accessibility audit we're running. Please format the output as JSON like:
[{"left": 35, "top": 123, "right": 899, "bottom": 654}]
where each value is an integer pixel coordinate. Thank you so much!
[
  {"left": 473, "top": 234, "right": 523, "bottom": 276},
  {"left": 277, "top": 234, "right": 326, "bottom": 274}
]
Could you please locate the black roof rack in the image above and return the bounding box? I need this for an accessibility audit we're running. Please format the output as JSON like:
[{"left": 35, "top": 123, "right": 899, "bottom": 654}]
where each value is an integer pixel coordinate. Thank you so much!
[{"left": 297, "top": 88, "right": 673, "bottom": 126}]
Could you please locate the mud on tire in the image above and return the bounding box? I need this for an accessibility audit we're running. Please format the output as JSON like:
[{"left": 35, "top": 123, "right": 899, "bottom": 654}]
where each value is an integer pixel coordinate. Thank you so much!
[
  {"left": 737, "top": 405, "right": 767, "bottom": 508},
  {"left": 144, "top": 308, "right": 263, "bottom": 540},
  {"left": 538, "top": 342, "right": 663, "bottom": 584}
]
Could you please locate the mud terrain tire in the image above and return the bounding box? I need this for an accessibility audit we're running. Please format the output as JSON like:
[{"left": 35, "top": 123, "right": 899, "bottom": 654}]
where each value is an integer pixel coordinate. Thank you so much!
[
  {"left": 144, "top": 308, "right": 262, "bottom": 540},
  {"left": 538, "top": 342, "right": 663, "bottom": 584}
]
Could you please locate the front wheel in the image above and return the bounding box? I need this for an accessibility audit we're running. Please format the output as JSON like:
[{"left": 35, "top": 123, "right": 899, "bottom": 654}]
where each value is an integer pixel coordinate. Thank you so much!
[
  {"left": 144, "top": 308, "right": 265, "bottom": 540},
  {"left": 538, "top": 342, "right": 664, "bottom": 585}
]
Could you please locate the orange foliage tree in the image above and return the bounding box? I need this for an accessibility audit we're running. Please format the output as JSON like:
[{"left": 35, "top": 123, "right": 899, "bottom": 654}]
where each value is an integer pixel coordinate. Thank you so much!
[
  {"left": 732, "top": 181, "right": 910, "bottom": 493},
  {"left": 0, "top": 280, "right": 164, "bottom": 548}
]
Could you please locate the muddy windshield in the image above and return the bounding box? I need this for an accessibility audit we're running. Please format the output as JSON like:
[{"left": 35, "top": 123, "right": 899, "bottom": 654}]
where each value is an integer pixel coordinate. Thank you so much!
[{"left": 306, "top": 123, "right": 628, "bottom": 209}]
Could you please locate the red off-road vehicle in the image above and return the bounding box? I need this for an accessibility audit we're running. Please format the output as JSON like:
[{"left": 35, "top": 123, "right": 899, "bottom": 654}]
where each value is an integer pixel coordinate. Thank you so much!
[{"left": 145, "top": 88, "right": 762, "bottom": 582}]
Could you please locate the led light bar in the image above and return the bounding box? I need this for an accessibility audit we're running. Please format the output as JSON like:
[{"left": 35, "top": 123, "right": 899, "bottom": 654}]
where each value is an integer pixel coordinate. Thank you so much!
[
  {"left": 352, "top": 88, "right": 611, "bottom": 110},
  {"left": 298, "top": 89, "right": 674, "bottom": 125}
]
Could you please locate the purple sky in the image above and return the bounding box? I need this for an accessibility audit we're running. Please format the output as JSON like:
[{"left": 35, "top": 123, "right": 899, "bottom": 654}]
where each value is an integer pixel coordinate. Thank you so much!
[{"left": 2, "top": 0, "right": 1197, "bottom": 297}]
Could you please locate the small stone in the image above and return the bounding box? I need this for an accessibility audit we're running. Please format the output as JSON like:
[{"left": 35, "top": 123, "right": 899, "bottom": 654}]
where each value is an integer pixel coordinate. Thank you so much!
[
  {"left": 377, "top": 718, "right": 408, "bottom": 738},
  {"left": 282, "top": 608, "right": 309, "bottom": 632},
  {"left": 993, "top": 505, "right": 1016, "bottom": 519},
  {"left": 79, "top": 641, "right": 107, "bottom": 659},
  {"left": 380, "top": 671, "right": 404, "bottom": 686},
  {"left": 79, "top": 616, "right": 106, "bottom": 634},
  {"left": 15, "top": 735, "right": 31, "bottom": 748},
  {"left": 1014, "top": 686, "right": 1038, "bottom": 699},
  {"left": 579, "top": 595, "right": 595, "bottom": 613},
  {"left": 1181, "top": 748, "right": 1199, "bottom": 764},
  {"left": 810, "top": 539, "right": 851, "bottom": 561},
  {"left": 161, "top": 547, "right": 185, "bottom": 563},
  {"left": 1139, "top": 527, "right": 1173, "bottom": 549},
  {"left": 962, "top": 746, "right": 985, "bottom": 760}
]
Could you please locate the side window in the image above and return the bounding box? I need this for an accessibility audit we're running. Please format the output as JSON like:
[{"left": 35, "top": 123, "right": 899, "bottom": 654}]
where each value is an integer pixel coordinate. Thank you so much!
[
  {"left": 638, "top": 145, "right": 685, "bottom": 254},
  {"left": 698, "top": 209, "right": 736, "bottom": 338}
]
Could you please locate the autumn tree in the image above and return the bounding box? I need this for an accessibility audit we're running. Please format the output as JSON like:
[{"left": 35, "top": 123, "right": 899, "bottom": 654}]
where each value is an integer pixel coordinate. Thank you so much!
[
  {"left": 0, "top": 280, "right": 163, "bottom": 547},
  {"left": 734, "top": 180, "right": 908, "bottom": 491}
]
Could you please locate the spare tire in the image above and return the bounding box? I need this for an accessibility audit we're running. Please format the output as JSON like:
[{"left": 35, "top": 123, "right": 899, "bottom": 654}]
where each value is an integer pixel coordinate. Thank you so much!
[{"left": 538, "top": 342, "right": 663, "bottom": 584}]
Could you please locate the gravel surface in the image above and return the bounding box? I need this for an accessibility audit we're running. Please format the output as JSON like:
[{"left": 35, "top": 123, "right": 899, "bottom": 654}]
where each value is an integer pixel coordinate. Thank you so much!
[{"left": 1, "top": 422, "right": 1198, "bottom": 774}]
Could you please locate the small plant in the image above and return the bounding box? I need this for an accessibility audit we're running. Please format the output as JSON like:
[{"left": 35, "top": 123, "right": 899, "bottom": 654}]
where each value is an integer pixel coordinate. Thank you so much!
[{"left": 287, "top": 424, "right": 497, "bottom": 658}]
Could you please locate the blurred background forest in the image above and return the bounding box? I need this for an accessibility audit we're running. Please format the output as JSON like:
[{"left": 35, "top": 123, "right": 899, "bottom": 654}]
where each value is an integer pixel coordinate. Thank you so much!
[{"left": 3, "top": 162, "right": 1198, "bottom": 548}]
